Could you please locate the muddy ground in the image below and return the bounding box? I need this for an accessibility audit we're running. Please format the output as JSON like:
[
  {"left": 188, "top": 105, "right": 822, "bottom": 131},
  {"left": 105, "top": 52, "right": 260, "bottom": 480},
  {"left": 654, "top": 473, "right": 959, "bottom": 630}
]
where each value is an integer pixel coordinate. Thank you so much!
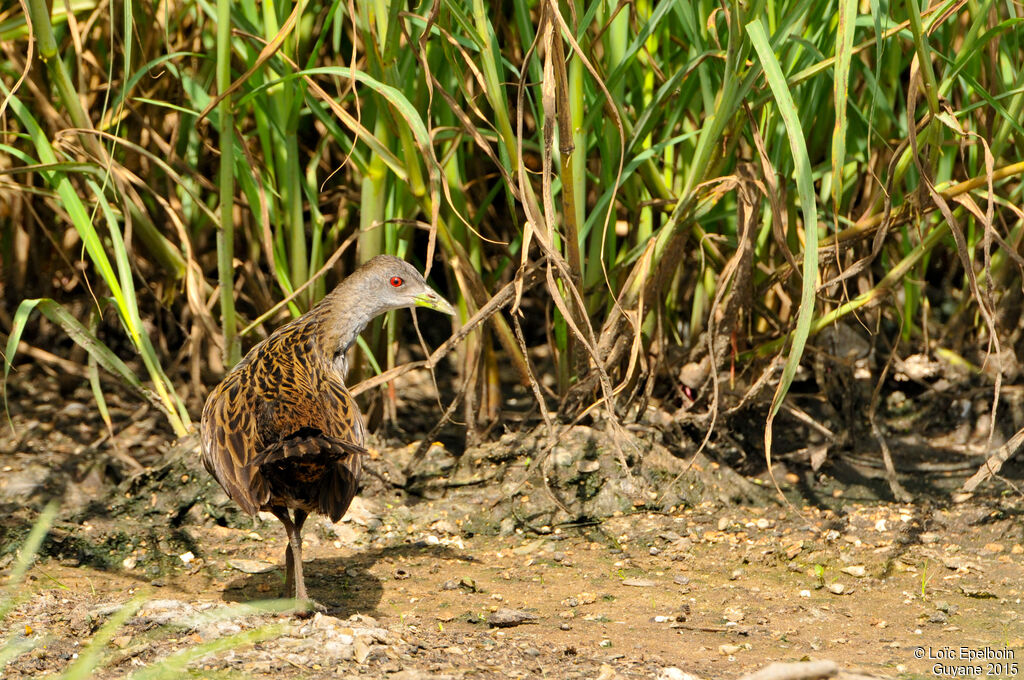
[{"left": 1, "top": 365, "right": 1022, "bottom": 679}]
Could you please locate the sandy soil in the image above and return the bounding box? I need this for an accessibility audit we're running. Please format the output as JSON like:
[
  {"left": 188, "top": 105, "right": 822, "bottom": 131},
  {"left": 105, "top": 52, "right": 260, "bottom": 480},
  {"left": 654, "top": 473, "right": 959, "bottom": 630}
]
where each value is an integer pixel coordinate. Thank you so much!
[
  {"left": 1, "top": 368, "right": 1023, "bottom": 679},
  {"left": 2, "top": 476, "right": 1023, "bottom": 679}
]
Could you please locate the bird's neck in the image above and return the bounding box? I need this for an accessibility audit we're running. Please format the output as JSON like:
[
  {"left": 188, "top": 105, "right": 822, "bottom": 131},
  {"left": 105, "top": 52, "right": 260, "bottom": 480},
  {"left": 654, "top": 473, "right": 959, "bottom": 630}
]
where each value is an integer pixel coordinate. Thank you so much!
[{"left": 313, "top": 274, "right": 383, "bottom": 358}]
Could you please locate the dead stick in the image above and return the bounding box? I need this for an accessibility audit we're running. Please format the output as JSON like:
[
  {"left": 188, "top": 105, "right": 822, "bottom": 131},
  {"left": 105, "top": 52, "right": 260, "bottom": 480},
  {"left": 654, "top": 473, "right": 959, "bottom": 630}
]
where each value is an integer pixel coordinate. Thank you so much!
[{"left": 961, "top": 425, "right": 1024, "bottom": 493}]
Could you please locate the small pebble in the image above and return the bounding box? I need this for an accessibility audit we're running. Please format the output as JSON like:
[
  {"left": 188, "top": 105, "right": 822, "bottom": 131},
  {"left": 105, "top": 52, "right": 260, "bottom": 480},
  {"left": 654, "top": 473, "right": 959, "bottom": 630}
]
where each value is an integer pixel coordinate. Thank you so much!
[
  {"left": 353, "top": 639, "right": 371, "bottom": 664},
  {"left": 227, "top": 559, "right": 276, "bottom": 574},
  {"left": 622, "top": 578, "right": 657, "bottom": 587},
  {"left": 431, "top": 520, "right": 459, "bottom": 536},
  {"left": 723, "top": 607, "right": 744, "bottom": 623},
  {"left": 487, "top": 608, "right": 537, "bottom": 628},
  {"left": 656, "top": 669, "right": 692, "bottom": 680}
]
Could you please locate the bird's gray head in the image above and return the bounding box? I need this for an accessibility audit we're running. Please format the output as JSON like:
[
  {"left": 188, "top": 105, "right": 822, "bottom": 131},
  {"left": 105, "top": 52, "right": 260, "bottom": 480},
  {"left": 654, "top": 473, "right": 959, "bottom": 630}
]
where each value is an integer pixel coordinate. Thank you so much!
[
  {"left": 315, "top": 255, "right": 455, "bottom": 373},
  {"left": 350, "top": 255, "right": 455, "bottom": 317}
]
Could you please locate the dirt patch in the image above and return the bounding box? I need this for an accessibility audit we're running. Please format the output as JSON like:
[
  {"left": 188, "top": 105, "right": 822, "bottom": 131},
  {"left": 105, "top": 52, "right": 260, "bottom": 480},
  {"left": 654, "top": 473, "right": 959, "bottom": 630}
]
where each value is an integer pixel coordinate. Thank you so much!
[
  {"left": 3, "top": 470, "right": 1023, "bottom": 678},
  {"left": 2, "top": 368, "right": 1023, "bottom": 678}
]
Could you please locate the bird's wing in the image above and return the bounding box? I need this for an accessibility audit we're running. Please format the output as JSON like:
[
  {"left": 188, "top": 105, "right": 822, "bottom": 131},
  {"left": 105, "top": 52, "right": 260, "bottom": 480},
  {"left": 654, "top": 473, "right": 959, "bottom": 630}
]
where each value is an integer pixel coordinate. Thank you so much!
[
  {"left": 200, "top": 367, "right": 267, "bottom": 515},
  {"left": 249, "top": 328, "right": 365, "bottom": 446},
  {"left": 200, "top": 323, "right": 366, "bottom": 516}
]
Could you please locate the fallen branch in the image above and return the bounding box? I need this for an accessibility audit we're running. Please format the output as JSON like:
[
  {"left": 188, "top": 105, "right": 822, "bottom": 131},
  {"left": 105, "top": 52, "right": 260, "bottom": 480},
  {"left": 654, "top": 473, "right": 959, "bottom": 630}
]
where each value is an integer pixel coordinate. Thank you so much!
[{"left": 961, "top": 425, "right": 1024, "bottom": 493}]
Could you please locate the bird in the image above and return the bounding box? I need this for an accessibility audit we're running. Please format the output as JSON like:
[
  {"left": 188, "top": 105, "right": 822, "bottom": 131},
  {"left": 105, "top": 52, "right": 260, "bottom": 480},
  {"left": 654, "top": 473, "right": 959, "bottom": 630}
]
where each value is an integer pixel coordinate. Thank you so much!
[{"left": 200, "top": 255, "right": 455, "bottom": 608}]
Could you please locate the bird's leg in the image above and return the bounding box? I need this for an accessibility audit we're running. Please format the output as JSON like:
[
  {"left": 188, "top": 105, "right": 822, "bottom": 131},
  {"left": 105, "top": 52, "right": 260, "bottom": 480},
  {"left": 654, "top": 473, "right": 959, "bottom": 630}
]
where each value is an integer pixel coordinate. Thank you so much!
[
  {"left": 272, "top": 507, "right": 321, "bottom": 614},
  {"left": 284, "top": 545, "right": 294, "bottom": 597},
  {"left": 270, "top": 507, "right": 298, "bottom": 599},
  {"left": 290, "top": 509, "right": 309, "bottom": 601}
]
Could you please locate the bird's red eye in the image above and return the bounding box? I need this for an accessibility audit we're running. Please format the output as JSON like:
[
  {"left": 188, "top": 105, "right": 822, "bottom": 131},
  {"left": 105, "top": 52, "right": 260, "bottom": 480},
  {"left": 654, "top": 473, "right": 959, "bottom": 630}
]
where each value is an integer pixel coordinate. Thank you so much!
[{"left": 390, "top": 276, "right": 404, "bottom": 287}]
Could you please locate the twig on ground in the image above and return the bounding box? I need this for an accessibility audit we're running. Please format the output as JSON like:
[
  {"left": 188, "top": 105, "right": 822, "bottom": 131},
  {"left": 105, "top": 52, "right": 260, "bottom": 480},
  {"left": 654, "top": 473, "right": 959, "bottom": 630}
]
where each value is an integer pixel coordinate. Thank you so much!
[{"left": 961, "top": 425, "right": 1024, "bottom": 494}]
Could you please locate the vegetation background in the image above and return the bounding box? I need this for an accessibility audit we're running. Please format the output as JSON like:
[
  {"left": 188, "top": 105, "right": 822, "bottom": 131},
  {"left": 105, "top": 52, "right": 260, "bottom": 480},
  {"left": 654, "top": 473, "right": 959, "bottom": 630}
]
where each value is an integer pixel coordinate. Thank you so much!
[{"left": 2, "top": 0, "right": 1023, "bottom": 480}]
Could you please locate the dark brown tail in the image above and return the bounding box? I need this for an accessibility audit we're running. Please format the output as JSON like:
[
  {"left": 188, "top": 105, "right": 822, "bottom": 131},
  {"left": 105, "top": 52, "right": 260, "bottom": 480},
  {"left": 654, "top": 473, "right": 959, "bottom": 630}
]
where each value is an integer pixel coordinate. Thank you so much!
[
  {"left": 254, "top": 428, "right": 366, "bottom": 521},
  {"left": 254, "top": 427, "right": 367, "bottom": 466}
]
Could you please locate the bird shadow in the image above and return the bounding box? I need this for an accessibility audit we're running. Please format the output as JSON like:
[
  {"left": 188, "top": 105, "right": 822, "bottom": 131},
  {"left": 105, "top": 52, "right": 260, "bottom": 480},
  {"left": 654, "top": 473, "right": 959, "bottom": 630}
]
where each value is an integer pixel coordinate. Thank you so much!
[{"left": 221, "top": 543, "right": 476, "bottom": 618}]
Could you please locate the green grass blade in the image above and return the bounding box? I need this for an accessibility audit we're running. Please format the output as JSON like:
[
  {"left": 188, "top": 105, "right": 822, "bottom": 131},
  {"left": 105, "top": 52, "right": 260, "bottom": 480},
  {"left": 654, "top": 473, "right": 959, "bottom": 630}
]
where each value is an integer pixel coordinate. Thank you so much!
[
  {"left": 746, "top": 18, "right": 820, "bottom": 464},
  {"left": 236, "top": 66, "right": 432, "bottom": 163},
  {"left": 90, "top": 181, "right": 191, "bottom": 433},
  {"left": 216, "top": 0, "right": 240, "bottom": 367},
  {"left": 2, "top": 86, "right": 188, "bottom": 432},
  {"left": 3, "top": 298, "right": 163, "bottom": 412},
  {"left": 86, "top": 310, "right": 114, "bottom": 434},
  {"left": 831, "top": 0, "right": 856, "bottom": 216},
  {"left": 1, "top": 89, "right": 125, "bottom": 312}
]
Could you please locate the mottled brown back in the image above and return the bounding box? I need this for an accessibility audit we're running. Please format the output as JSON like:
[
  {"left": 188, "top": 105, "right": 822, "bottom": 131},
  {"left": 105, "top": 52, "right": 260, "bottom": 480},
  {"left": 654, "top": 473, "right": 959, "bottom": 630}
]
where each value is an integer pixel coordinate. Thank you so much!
[{"left": 200, "top": 306, "right": 365, "bottom": 521}]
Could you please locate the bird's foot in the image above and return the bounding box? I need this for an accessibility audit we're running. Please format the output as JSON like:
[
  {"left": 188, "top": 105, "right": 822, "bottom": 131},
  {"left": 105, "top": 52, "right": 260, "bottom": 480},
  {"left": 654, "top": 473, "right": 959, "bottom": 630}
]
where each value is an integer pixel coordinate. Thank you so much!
[{"left": 292, "top": 597, "right": 327, "bottom": 618}]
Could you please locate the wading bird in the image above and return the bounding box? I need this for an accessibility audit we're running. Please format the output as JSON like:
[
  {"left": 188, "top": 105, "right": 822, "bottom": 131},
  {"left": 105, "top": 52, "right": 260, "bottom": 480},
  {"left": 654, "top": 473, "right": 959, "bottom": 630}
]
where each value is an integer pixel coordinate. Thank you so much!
[{"left": 201, "top": 255, "right": 454, "bottom": 608}]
